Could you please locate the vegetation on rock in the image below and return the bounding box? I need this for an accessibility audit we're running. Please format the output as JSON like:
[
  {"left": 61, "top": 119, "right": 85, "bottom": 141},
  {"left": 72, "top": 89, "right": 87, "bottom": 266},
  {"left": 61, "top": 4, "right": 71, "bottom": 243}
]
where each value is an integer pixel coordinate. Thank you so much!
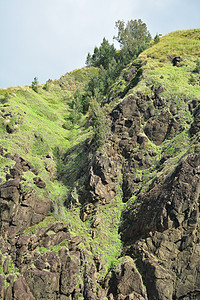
[{"left": 0, "top": 25, "right": 200, "bottom": 299}]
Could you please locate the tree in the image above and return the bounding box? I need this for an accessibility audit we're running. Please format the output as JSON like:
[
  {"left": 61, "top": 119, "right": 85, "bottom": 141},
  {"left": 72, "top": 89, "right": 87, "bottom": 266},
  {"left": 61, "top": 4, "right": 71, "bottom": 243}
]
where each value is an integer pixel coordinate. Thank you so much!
[
  {"left": 86, "top": 53, "right": 92, "bottom": 66},
  {"left": 69, "top": 89, "right": 83, "bottom": 124},
  {"left": 114, "top": 19, "right": 151, "bottom": 64},
  {"left": 98, "top": 38, "right": 116, "bottom": 69},
  {"left": 89, "top": 98, "right": 110, "bottom": 146},
  {"left": 83, "top": 19, "right": 152, "bottom": 113},
  {"left": 31, "top": 77, "right": 39, "bottom": 93},
  {"left": 154, "top": 33, "right": 160, "bottom": 44},
  {"left": 107, "top": 57, "right": 119, "bottom": 80},
  {"left": 86, "top": 38, "right": 116, "bottom": 70},
  {"left": 43, "top": 79, "right": 51, "bottom": 91}
]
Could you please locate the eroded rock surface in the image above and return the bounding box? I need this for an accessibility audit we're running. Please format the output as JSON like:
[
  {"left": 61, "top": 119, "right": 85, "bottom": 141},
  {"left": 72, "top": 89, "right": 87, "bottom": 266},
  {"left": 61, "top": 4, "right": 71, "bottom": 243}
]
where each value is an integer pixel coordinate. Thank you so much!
[
  {"left": 0, "top": 178, "right": 51, "bottom": 238},
  {"left": 120, "top": 153, "right": 200, "bottom": 299},
  {"left": 0, "top": 222, "right": 106, "bottom": 300}
]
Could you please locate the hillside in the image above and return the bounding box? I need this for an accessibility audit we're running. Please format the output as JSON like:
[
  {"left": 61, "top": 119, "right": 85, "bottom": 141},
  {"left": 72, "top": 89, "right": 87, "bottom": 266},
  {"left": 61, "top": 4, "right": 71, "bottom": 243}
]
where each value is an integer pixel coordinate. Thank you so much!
[{"left": 0, "top": 29, "right": 200, "bottom": 300}]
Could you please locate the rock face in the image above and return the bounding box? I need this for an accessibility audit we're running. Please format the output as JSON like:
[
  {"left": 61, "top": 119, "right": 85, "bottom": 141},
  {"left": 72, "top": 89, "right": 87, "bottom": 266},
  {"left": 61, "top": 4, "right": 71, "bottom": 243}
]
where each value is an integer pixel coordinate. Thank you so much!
[
  {"left": 0, "top": 178, "right": 51, "bottom": 238},
  {"left": 190, "top": 104, "right": 200, "bottom": 136},
  {"left": 0, "top": 150, "right": 52, "bottom": 238},
  {"left": 108, "top": 257, "right": 148, "bottom": 300},
  {"left": 79, "top": 93, "right": 183, "bottom": 208},
  {"left": 69, "top": 93, "right": 200, "bottom": 299},
  {"left": 120, "top": 153, "right": 200, "bottom": 299},
  {"left": 121, "top": 153, "right": 200, "bottom": 242},
  {"left": 0, "top": 222, "right": 105, "bottom": 300},
  {"left": 0, "top": 88, "right": 200, "bottom": 299},
  {"left": 85, "top": 150, "right": 121, "bottom": 204}
]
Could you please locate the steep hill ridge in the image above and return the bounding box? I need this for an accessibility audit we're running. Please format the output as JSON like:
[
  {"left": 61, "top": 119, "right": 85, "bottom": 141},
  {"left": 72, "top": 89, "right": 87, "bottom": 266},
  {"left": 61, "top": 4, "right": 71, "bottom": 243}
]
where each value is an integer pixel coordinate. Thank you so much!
[{"left": 0, "top": 29, "right": 200, "bottom": 299}]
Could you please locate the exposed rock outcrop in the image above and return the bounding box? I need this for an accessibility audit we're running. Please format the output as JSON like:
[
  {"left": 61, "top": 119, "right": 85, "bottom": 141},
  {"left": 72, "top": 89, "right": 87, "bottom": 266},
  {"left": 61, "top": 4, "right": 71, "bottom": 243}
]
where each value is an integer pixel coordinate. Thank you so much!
[
  {"left": 0, "top": 222, "right": 106, "bottom": 300},
  {"left": 0, "top": 178, "right": 51, "bottom": 238},
  {"left": 119, "top": 153, "right": 200, "bottom": 299},
  {"left": 108, "top": 257, "right": 148, "bottom": 300},
  {"left": 80, "top": 93, "right": 183, "bottom": 207},
  {"left": 0, "top": 150, "right": 51, "bottom": 238},
  {"left": 190, "top": 104, "right": 200, "bottom": 136}
]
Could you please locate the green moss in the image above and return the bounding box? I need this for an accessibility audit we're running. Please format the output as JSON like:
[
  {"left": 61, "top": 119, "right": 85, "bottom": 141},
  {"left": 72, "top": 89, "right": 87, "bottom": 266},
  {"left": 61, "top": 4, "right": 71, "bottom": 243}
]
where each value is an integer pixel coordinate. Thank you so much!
[
  {"left": 0, "top": 252, "right": 20, "bottom": 288},
  {"left": 24, "top": 216, "right": 57, "bottom": 235},
  {"left": 0, "top": 156, "right": 15, "bottom": 183}
]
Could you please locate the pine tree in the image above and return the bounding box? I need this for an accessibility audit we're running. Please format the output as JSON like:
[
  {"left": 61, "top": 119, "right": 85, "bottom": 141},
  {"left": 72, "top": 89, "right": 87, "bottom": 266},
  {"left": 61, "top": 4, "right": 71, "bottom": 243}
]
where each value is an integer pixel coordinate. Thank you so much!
[
  {"left": 89, "top": 98, "right": 110, "bottom": 146},
  {"left": 31, "top": 77, "right": 39, "bottom": 93},
  {"left": 85, "top": 38, "right": 116, "bottom": 70},
  {"left": 154, "top": 33, "right": 160, "bottom": 44},
  {"left": 114, "top": 19, "right": 151, "bottom": 63}
]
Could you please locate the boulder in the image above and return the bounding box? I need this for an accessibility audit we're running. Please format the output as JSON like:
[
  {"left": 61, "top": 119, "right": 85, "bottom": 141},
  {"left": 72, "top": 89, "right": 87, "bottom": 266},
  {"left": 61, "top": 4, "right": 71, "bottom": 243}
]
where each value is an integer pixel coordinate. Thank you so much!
[
  {"left": 33, "top": 177, "right": 46, "bottom": 189},
  {"left": 60, "top": 255, "right": 80, "bottom": 296},
  {"left": 172, "top": 56, "right": 182, "bottom": 66},
  {"left": 0, "top": 179, "right": 51, "bottom": 237},
  {"left": 108, "top": 257, "right": 147, "bottom": 300},
  {"left": 23, "top": 269, "right": 59, "bottom": 299},
  {"left": 13, "top": 277, "right": 34, "bottom": 300}
]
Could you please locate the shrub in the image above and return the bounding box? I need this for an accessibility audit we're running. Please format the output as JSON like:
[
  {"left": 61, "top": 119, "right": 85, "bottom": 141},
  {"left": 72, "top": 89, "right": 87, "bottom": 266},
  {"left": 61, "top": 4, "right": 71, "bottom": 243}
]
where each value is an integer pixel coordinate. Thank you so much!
[
  {"left": 43, "top": 82, "right": 49, "bottom": 91},
  {"left": 189, "top": 74, "right": 196, "bottom": 85},
  {"left": 193, "top": 59, "right": 200, "bottom": 74},
  {"left": 4, "top": 92, "right": 10, "bottom": 101}
]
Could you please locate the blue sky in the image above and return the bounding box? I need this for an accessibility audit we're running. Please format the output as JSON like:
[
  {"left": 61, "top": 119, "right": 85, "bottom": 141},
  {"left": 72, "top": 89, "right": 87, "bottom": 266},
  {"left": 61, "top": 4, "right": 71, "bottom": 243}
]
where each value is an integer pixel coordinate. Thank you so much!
[{"left": 0, "top": 0, "right": 199, "bottom": 88}]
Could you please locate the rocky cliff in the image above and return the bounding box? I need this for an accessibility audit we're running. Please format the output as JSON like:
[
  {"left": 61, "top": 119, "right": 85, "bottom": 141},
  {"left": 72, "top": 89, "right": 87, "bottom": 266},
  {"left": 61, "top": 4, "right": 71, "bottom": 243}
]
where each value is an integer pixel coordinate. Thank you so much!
[{"left": 0, "top": 29, "right": 200, "bottom": 299}]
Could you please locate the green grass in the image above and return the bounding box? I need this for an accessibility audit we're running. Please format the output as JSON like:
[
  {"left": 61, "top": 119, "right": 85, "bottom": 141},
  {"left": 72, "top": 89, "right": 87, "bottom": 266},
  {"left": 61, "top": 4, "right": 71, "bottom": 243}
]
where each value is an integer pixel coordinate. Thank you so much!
[
  {"left": 54, "top": 66, "right": 98, "bottom": 92},
  {"left": 0, "top": 67, "right": 97, "bottom": 205},
  {"left": 0, "top": 65, "right": 124, "bottom": 280},
  {"left": 108, "top": 29, "right": 200, "bottom": 108},
  {"left": 137, "top": 29, "right": 200, "bottom": 98},
  {"left": 24, "top": 191, "right": 124, "bottom": 279},
  {"left": 57, "top": 191, "right": 124, "bottom": 278},
  {"left": 24, "top": 216, "right": 57, "bottom": 235}
]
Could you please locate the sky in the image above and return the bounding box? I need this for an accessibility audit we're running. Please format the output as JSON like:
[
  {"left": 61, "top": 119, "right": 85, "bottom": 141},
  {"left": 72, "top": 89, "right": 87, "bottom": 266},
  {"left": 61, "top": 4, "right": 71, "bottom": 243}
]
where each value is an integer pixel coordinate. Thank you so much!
[{"left": 0, "top": 0, "right": 200, "bottom": 88}]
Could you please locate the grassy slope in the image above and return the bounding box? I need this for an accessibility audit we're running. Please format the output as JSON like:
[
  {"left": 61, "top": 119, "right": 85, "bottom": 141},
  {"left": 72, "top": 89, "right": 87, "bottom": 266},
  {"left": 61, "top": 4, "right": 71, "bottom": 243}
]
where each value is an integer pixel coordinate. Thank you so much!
[
  {"left": 0, "top": 66, "right": 123, "bottom": 277},
  {"left": 134, "top": 29, "right": 200, "bottom": 177},
  {"left": 139, "top": 29, "right": 200, "bottom": 97},
  {"left": 109, "top": 29, "right": 200, "bottom": 102},
  {"left": 0, "top": 67, "right": 97, "bottom": 202}
]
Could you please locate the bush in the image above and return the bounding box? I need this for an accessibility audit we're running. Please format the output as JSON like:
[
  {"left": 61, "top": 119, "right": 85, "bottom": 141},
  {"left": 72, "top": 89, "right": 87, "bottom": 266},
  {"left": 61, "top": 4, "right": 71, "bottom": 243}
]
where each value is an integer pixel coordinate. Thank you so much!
[
  {"left": 4, "top": 92, "right": 10, "bottom": 102},
  {"left": 193, "top": 59, "right": 200, "bottom": 74},
  {"left": 189, "top": 74, "right": 196, "bottom": 85},
  {"left": 43, "top": 82, "right": 49, "bottom": 91}
]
